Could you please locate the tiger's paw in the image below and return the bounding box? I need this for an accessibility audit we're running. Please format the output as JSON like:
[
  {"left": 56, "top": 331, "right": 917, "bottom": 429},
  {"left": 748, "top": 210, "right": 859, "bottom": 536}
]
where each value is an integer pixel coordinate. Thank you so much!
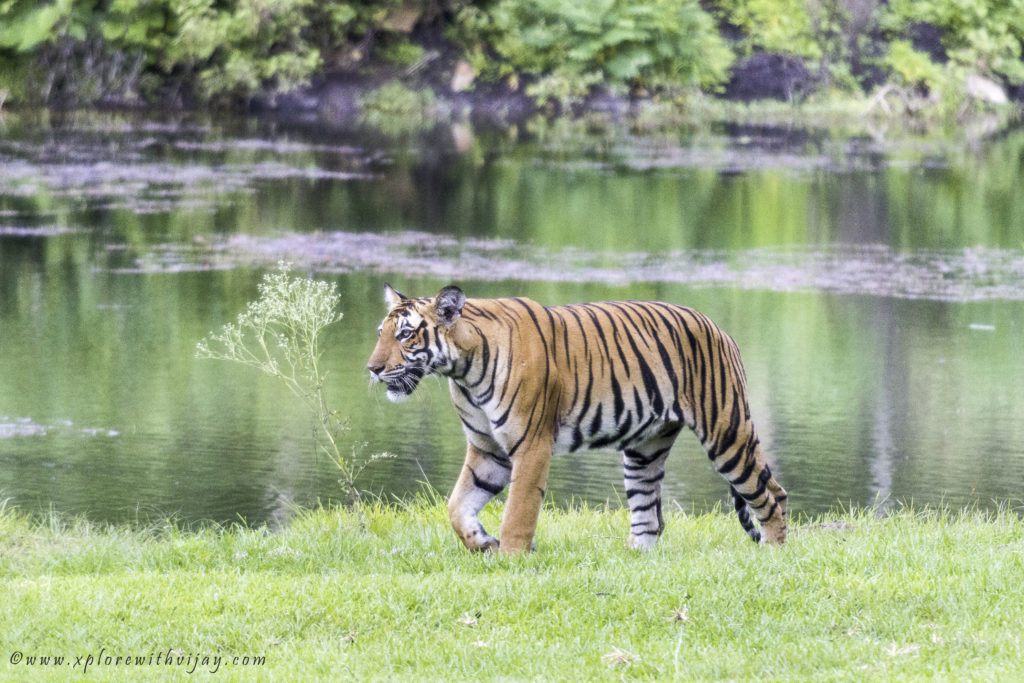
[
  {"left": 463, "top": 533, "right": 499, "bottom": 552},
  {"left": 494, "top": 535, "right": 538, "bottom": 555},
  {"left": 759, "top": 519, "right": 787, "bottom": 545},
  {"left": 627, "top": 531, "right": 660, "bottom": 551}
]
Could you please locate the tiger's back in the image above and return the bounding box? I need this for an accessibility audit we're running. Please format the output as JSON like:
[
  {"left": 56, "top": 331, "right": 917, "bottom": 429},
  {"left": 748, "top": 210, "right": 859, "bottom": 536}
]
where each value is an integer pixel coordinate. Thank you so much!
[{"left": 367, "top": 286, "right": 787, "bottom": 553}]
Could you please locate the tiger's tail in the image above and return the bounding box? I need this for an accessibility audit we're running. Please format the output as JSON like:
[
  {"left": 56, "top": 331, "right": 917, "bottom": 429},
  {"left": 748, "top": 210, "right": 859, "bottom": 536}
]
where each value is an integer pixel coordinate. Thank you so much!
[{"left": 730, "top": 485, "right": 762, "bottom": 543}]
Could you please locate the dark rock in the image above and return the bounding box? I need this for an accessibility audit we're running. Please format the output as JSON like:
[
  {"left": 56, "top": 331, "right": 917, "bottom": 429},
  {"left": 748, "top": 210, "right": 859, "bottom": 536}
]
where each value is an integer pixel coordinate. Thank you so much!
[
  {"left": 724, "top": 53, "right": 816, "bottom": 103},
  {"left": 907, "top": 22, "right": 947, "bottom": 64}
]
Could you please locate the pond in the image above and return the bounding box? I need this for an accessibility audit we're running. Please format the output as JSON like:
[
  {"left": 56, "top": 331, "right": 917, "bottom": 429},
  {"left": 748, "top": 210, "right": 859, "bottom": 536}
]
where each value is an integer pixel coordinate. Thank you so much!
[{"left": 1, "top": 111, "right": 1023, "bottom": 527}]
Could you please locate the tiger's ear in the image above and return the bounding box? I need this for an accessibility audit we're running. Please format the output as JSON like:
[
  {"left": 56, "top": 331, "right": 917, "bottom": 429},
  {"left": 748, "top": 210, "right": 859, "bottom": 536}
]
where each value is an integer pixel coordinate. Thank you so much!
[
  {"left": 383, "top": 283, "right": 407, "bottom": 309},
  {"left": 435, "top": 285, "right": 466, "bottom": 327}
]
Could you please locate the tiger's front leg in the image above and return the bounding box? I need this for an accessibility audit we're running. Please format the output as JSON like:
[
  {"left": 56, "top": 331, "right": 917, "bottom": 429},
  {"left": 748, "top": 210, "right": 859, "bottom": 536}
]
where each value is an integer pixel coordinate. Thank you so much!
[
  {"left": 448, "top": 442, "right": 511, "bottom": 551},
  {"left": 498, "top": 440, "right": 553, "bottom": 554}
]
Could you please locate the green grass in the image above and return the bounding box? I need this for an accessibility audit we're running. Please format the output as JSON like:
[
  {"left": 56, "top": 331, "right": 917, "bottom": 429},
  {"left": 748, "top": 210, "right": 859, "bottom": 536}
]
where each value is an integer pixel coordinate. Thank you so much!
[{"left": 2, "top": 499, "right": 1023, "bottom": 681}]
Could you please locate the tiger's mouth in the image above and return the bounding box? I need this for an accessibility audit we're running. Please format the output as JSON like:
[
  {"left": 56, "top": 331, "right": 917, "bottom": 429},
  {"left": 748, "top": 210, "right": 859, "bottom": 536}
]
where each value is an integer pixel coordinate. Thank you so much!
[{"left": 380, "top": 368, "right": 426, "bottom": 402}]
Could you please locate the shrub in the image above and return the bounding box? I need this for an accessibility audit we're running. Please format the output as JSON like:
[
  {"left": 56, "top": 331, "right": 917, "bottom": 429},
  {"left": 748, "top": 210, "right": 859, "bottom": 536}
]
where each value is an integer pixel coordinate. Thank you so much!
[
  {"left": 452, "top": 0, "right": 734, "bottom": 106},
  {"left": 165, "top": 0, "right": 321, "bottom": 103},
  {"left": 882, "top": 0, "right": 1024, "bottom": 96},
  {"left": 0, "top": 0, "right": 419, "bottom": 106},
  {"left": 714, "top": 0, "right": 887, "bottom": 96},
  {"left": 196, "top": 264, "right": 367, "bottom": 503},
  {"left": 715, "top": 0, "right": 821, "bottom": 58}
]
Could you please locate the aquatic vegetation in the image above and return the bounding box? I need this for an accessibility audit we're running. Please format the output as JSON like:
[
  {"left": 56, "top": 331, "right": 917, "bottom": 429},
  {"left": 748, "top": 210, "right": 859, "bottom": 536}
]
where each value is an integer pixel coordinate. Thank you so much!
[{"left": 148, "top": 231, "right": 1024, "bottom": 303}]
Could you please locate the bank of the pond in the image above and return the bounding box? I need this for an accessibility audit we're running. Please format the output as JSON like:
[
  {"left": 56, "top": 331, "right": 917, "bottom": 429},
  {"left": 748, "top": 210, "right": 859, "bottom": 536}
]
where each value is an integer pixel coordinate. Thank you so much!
[
  {"left": 3, "top": 0, "right": 1023, "bottom": 139},
  {"left": 2, "top": 502, "right": 1023, "bottom": 681}
]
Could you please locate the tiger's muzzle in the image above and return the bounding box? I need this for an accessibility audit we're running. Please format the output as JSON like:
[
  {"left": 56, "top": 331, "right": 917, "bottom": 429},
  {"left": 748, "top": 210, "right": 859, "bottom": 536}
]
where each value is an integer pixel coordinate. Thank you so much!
[{"left": 368, "top": 365, "right": 427, "bottom": 402}]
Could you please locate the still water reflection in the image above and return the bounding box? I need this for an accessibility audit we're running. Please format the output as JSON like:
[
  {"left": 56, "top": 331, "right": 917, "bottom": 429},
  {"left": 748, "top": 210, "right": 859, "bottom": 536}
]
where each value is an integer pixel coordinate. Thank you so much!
[{"left": 1, "top": 112, "right": 1022, "bottom": 526}]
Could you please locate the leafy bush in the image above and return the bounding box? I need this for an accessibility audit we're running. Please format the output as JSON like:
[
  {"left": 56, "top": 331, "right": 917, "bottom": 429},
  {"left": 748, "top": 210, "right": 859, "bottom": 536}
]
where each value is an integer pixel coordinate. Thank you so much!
[
  {"left": 882, "top": 0, "right": 1024, "bottom": 93},
  {"left": 167, "top": 0, "right": 322, "bottom": 103},
  {"left": 715, "top": 0, "right": 820, "bottom": 58},
  {"left": 0, "top": 0, "right": 417, "bottom": 106},
  {"left": 452, "top": 0, "right": 734, "bottom": 105},
  {"left": 884, "top": 38, "right": 948, "bottom": 94},
  {"left": 714, "top": 0, "right": 887, "bottom": 95}
]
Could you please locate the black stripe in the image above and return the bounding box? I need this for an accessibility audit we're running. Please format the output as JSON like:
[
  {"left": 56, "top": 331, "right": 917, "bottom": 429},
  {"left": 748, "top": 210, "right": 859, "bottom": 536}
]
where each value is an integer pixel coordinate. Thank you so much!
[
  {"left": 466, "top": 336, "right": 490, "bottom": 388},
  {"left": 623, "top": 446, "right": 671, "bottom": 467},
  {"left": 563, "top": 305, "right": 590, "bottom": 359},
  {"left": 630, "top": 499, "right": 660, "bottom": 513},
  {"left": 506, "top": 399, "right": 541, "bottom": 458},
  {"left": 618, "top": 413, "right": 658, "bottom": 450},
  {"left": 595, "top": 305, "right": 633, "bottom": 377},
  {"left": 731, "top": 454, "right": 757, "bottom": 487},
  {"left": 610, "top": 374, "right": 625, "bottom": 423},
  {"left": 469, "top": 466, "right": 505, "bottom": 495},
  {"left": 588, "top": 403, "right": 603, "bottom": 437},
  {"left": 571, "top": 371, "right": 594, "bottom": 451},
  {"left": 492, "top": 381, "right": 522, "bottom": 429},
  {"left": 607, "top": 304, "right": 662, "bottom": 413},
  {"left": 458, "top": 415, "right": 490, "bottom": 438}
]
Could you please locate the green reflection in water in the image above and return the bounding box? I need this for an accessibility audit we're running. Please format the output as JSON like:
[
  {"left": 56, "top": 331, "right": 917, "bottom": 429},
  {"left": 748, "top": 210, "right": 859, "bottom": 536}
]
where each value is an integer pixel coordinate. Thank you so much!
[{"left": 1, "top": 114, "right": 1023, "bottom": 526}]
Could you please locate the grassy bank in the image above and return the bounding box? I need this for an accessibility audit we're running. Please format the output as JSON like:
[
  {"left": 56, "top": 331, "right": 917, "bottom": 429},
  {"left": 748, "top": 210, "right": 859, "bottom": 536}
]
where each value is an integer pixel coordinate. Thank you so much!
[{"left": 2, "top": 500, "right": 1023, "bottom": 681}]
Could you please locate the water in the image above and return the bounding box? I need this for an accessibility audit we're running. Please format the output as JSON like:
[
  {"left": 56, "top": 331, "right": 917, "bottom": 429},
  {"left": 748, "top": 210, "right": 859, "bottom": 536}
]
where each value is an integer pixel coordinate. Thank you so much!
[{"left": 1, "top": 111, "right": 1023, "bottom": 526}]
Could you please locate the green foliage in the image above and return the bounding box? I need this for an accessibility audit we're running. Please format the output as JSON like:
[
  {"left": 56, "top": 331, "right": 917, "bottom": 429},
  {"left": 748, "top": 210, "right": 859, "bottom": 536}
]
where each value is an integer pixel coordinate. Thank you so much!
[
  {"left": 0, "top": 0, "right": 84, "bottom": 102},
  {"left": 884, "top": 39, "right": 948, "bottom": 93},
  {"left": 166, "top": 0, "right": 320, "bottom": 102},
  {"left": 0, "top": 0, "right": 412, "bottom": 105},
  {"left": 885, "top": 0, "right": 1024, "bottom": 84},
  {"left": 714, "top": 0, "right": 885, "bottom": 95},
  {"left": 100, "top": 0, "right": 170, "bottom": 53},
  {"left": 196, "top": 263, "right": 366, "bottom": 502},
  {"left": 715, "top": 0, "right": 821, "bottom": 58},
  {"left": 376, "top": 39, "right": 428, "bottom": 68},
  {"left": 453, "top": 0, "right": 734, "bottom": 105},
  {"left": 0, "top": 0, "right": 75, "bottom": 52},
  {"left": 1, "top": 0, "right": 1021, "bottom": 113},
  {"left": 882, "top": 0, "right": 1024, "bottom": 106}
]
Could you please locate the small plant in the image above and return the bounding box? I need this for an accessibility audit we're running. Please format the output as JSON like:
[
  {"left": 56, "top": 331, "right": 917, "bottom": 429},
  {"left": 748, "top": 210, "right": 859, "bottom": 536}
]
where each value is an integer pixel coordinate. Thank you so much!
[
  {"left": 196, "top": 263, "right": 364, "bottom": 503},
  {"left": 358, "top": 81, "right": 437, "bottom": 134}
]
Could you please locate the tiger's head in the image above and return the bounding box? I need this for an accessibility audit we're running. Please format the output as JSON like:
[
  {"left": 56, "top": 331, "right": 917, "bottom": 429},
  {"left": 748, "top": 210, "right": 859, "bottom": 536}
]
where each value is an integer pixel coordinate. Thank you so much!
[{"left": 366, "top": 283, "right": 466, "bottom": 402}]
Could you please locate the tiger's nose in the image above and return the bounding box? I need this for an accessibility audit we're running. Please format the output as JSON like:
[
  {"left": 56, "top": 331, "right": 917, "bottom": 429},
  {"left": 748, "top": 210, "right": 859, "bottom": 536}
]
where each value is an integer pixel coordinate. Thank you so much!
[{"left": 367, "top": 363, "right": 385, "bottom": 377}]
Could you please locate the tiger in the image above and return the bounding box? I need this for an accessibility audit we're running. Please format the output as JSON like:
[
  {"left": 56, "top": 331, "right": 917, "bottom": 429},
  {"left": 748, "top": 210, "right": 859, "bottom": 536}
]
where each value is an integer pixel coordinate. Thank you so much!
[{"left": 366, "top": 284, "right": 787, "bottom": 554}]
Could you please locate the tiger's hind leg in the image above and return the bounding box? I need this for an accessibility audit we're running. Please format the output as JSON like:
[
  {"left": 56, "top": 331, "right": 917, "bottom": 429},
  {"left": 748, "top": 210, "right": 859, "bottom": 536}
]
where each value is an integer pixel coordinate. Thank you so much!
[
  {"left": 622, "top": 425, "right": 682, "bottom": 551},
  {"left": 706, "top": 425, "right": 787, "bottom": 545}
]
